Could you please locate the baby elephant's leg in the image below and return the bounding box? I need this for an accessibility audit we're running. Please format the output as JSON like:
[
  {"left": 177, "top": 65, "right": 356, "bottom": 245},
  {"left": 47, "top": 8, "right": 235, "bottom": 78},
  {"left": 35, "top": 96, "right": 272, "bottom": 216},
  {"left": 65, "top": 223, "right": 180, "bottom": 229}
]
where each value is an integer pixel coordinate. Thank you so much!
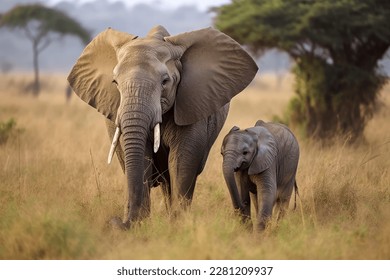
[
  {"left": 253, "top": 173, "right": 277, "bottom": 231},
  {"left": 275, "top": 179, "right": 295, "bottom": 221},
  {"left": 236, "top": 172, "right": 252, "bottom": 223}
]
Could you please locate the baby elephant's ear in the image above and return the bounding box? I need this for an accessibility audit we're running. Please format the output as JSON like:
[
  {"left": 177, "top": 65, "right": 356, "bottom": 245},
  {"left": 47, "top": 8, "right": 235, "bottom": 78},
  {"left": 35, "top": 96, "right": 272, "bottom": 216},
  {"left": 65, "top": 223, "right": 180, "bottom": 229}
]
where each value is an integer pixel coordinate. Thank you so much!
[
  {"left": 255, "top": 120, "right": 266, "bottom": 126},
  {"left": 229, "top": 126, "right": 240, "bottom": 133},
  {"left": 246, "top": 127, "right": 277, "bottom": 175}
]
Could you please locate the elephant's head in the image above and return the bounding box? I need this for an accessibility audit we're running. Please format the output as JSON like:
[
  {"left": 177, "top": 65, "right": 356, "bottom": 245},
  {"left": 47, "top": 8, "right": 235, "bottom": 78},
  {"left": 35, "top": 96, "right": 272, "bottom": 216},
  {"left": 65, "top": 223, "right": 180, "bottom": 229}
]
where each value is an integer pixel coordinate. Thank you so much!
[
  {"left": 68, "top": 26, "right": 258, "bottom": 222},
  {"left": 221, "top": 125, "right": 277, "bottom": 209}
]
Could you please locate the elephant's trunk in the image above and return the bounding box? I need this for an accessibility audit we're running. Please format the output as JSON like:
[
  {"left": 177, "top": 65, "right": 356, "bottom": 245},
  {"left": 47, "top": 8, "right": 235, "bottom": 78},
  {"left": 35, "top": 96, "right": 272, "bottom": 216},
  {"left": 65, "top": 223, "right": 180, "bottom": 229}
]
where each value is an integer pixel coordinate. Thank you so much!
[
  {"left": 222, "top": 153, "right": 242, "bottom": 211},
  {"left": 121, "top": 109, "right": 150, "bottom": 225},
  {"left": 119, "top": 83, "right": 161, "bottom": 227}
]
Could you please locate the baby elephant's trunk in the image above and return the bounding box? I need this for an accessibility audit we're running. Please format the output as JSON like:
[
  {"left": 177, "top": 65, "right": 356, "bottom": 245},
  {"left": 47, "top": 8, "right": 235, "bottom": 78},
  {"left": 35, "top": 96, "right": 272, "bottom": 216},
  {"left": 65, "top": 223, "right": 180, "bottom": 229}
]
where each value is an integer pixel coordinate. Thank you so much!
[{"left": 222, "top": 155, "right": 242, "bottom": 211}]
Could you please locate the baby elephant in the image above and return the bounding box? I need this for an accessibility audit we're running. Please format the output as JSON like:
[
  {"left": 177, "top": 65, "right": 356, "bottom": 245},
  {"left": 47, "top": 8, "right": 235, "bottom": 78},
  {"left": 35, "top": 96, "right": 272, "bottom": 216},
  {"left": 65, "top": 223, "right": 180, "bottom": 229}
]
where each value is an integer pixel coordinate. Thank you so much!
[{"left": 221, "top": 120, "right": 299, "bottom": 231}]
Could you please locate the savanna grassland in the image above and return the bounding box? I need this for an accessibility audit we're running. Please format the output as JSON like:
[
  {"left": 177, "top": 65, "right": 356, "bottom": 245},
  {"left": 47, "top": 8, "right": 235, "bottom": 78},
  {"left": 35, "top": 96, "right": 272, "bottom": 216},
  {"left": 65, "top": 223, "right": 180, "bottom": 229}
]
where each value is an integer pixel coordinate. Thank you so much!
[{"left": 0, "top": 73, "right": 389, "bottom": 260}]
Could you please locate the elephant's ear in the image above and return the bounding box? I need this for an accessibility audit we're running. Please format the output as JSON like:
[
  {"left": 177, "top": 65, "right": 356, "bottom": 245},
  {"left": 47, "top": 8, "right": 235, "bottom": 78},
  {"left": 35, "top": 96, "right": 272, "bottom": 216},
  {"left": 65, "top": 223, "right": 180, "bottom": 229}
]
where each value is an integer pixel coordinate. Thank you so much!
[
  {"left": 255, "top": 120, "right": 266, "bottom": 127},
  {"left": 165, "top": 27, "right": 258, "bottom": 126},
  {"left": 229, "top": 126, "right": 240, "bottom": 133},
  {"left": 246, "top": 127, "right": 277, "bottom": 175},
  {"left": 67, "top": 28, "right": 137, "bottom": 121}
]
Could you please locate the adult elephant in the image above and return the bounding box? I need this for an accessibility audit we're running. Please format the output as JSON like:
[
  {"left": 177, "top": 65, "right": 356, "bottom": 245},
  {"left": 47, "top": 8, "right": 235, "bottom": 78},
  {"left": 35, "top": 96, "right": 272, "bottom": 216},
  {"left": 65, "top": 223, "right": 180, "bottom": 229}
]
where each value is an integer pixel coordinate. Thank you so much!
[{"left": 68, "top": 25, "right": 258, "bottom": 229}]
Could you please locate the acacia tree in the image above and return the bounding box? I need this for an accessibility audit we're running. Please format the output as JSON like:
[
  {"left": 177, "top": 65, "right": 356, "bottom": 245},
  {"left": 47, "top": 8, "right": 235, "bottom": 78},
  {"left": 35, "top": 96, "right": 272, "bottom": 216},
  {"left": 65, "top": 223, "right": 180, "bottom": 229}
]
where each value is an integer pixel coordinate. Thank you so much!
[
  {"left": 215, "top": 0, "right": 390, "bottom": 142},
  {"left": 0, "top": 4, "right": 90, "bottom": 96}
]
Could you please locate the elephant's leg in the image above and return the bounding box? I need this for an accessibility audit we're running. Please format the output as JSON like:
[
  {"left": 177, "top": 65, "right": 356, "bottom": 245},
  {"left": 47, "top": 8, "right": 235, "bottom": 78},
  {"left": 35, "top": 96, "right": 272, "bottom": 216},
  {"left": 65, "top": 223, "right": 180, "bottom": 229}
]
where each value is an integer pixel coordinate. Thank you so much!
[
  {"left": 250, "top": 192, "right": 258, "bottom": 217},
  {"left": 249, "top": 192, "right": 259, "bottom": 231},
  {"left": 235, "top": 172, "right": 252, "bottom": 223},
  {"left": 161, "top": 180, "right": 172, "bottom": 214},
  {"left": 157, "top": 160, "right": 172, "bottom": 215},
  {"left": 168, "top": 152, "right": 199, "bottom": 210},
  {"left": 253, "top": 172, "right": 277, "bottom": 232},
  {"left": 142, "top": 143, "right": 156, "bottom": 218},
  {"left": 275, "top": 198, "right": 289, "bottom": 222},
  {"left": 240, "top": 189, "right": 251, "bottom": 223},
  {"left": 152, "top": 145, "right": 172, "bottom": 214},
  {"left": 275, "top": 179, "right": 295, "bottom": 221},
  {"left": 165, "top": 105, "right": 228, "bottom": 212},
  {"left": 167, "top": 128, "right": 209, "bottom": 210}
]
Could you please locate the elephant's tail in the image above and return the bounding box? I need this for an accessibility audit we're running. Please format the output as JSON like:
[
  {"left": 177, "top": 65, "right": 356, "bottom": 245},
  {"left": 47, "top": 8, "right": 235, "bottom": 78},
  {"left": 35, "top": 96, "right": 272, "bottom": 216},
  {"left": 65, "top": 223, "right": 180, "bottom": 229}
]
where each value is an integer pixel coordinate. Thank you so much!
[
  {"left": 293, "top": 181, "right": 299, "bottom": 210},
  {"left": 294, "top": 180, "right": 306, "bottom": 228}
]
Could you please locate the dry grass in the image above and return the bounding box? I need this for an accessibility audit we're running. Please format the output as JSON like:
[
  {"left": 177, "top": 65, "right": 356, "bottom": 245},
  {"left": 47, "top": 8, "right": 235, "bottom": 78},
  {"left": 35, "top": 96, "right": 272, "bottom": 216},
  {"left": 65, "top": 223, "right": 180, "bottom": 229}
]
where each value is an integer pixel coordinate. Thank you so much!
[{"left": 0, "top": 73, "right": 389, "bottom": 260}]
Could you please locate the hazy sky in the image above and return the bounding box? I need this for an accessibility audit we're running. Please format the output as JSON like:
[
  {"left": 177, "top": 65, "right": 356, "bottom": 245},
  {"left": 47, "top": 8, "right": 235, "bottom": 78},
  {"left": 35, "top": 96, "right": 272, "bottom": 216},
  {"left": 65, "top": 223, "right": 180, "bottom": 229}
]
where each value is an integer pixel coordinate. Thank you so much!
[
  {"left": 0, "top": 0, "right": 295, "bottom": 73},
  {"left": 47, "top": 0, "right": 231, "bottom": 11}
]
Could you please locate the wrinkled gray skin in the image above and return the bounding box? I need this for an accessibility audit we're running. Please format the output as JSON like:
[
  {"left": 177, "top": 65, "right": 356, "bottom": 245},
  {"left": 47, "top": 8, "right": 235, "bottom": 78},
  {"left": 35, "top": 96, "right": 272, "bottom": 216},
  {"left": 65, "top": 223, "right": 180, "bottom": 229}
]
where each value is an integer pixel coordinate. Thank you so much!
[
  {"left": 68, "top": 25, "right": 258, "bottom": 229},
  {"left": 221, "top": 120, "right": 299, "bottom": 232}
]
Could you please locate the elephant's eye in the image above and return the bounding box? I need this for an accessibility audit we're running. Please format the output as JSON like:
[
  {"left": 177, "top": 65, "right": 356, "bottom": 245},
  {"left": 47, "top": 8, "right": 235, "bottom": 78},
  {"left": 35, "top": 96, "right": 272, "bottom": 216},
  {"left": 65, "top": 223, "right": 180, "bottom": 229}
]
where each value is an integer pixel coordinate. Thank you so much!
[
  {"left": 243, "top": 151, "right": 248, "bottom": 155},
  {"left": 161, "top": 75, "right": 170, "bottom": 87},
  {"left": 112, "top": 79, "right": 118, "bottom": 86}
]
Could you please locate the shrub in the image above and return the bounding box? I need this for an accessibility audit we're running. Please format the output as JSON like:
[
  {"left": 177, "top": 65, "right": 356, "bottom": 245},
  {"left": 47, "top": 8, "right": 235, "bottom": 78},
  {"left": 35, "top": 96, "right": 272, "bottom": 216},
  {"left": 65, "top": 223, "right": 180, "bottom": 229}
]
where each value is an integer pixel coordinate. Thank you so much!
[{"left": 0, "top": 118, "right": 17, "bottom": 144}]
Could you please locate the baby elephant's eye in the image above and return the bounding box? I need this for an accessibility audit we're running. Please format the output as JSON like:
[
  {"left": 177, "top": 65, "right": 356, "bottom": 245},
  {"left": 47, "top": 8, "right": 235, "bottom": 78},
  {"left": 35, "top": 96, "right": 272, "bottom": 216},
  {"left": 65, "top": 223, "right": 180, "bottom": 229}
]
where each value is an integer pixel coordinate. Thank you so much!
[{"left": 243, "top": 151, "right": 248, "bottom": 155}]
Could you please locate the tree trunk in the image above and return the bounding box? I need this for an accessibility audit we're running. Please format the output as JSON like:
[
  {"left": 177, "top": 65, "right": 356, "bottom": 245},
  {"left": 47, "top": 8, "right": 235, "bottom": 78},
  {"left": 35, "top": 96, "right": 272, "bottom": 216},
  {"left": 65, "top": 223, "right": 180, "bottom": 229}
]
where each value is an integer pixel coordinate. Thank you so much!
[{"left": 32, "top": 40, "right": 40, "bottom": 96}]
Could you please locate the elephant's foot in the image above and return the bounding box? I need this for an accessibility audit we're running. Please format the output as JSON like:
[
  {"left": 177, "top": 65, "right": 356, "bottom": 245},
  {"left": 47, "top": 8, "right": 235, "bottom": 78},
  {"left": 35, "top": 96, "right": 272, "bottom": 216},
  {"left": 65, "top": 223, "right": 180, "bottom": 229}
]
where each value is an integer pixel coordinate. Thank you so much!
[
  {"left": 254, "top": 220, "right": 269, "bottom": 233},
  {"left": 239, "top": 215, "right": 253, "bottom": 231},
  {"left": 242, "top": 220, "right": 253, "bottom": 231},
  {"left": 108, "top": 216, "right": 130, "bottom": 231}
]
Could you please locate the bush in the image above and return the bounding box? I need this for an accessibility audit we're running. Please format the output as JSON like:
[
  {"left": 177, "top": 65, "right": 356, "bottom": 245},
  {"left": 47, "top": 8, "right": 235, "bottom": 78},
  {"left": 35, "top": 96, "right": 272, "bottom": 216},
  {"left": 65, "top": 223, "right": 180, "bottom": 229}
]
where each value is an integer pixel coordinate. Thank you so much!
[{"left": 0, "top": 118, "right": 17, "bottom": 144}]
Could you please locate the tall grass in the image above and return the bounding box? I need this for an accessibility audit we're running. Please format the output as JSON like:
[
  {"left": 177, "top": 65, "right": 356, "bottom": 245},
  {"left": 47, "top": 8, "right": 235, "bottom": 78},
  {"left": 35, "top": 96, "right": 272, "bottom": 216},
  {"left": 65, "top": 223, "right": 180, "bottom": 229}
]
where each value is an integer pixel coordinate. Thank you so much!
[{"left": 0, "top": 73, "right": 389, "bottom": 259}]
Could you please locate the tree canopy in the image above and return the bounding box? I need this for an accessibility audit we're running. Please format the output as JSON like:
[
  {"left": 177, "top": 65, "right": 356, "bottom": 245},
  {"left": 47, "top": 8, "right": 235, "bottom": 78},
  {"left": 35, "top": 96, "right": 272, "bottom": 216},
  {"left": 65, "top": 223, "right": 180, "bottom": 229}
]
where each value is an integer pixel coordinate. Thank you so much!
[
  {"left": 215, "top": 0, "right": 390, "bottom": 142},
  {"left": 0, "top": 4, "right": 91, "bottom": 95},
  {"left": 1, "top": 4, "right": 90, "bottom": 44}
]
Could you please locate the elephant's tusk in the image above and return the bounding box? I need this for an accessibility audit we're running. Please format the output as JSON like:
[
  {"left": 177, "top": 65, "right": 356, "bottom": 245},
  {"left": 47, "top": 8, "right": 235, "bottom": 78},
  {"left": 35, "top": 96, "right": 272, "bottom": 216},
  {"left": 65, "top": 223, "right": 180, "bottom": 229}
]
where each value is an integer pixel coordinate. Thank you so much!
[
  {"left": 108, "top": 127, "right": 121, "bottom": 164},
  {"left": 154, "top": 123, "right": 160, "bottom": 153}
]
